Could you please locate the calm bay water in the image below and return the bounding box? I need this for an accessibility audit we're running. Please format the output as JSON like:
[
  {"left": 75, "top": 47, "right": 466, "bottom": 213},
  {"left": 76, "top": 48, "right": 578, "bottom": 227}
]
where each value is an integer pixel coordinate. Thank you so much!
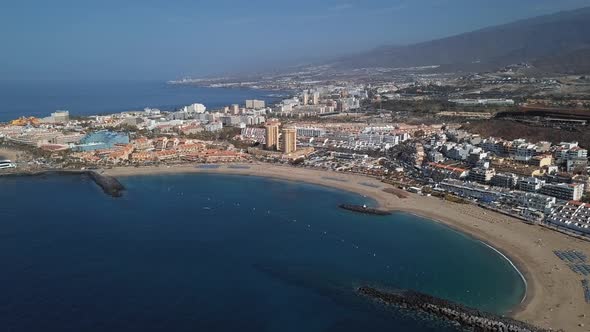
[
  {"left": 0, "top": 80, "right": 286, "bottom": 122},
  {"left": 0, "top": 174, "right": 525, "bottom": 331}
]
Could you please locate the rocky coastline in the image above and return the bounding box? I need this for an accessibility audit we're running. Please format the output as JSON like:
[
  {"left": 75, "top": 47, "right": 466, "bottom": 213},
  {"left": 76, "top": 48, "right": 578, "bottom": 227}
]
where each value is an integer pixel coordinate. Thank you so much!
[{"left": 358, "top": 286, "right": 554, "bottom": 332}]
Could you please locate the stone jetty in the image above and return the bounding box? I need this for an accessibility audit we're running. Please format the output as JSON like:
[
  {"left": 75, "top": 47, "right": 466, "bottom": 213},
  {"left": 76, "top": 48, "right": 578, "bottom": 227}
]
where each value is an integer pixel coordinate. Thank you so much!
[
  {"left": 1, "top": 169, "right": 125, "bottom": 197},
  {"left": 358, "top": 286, "right": 555, "bottom": 332}
]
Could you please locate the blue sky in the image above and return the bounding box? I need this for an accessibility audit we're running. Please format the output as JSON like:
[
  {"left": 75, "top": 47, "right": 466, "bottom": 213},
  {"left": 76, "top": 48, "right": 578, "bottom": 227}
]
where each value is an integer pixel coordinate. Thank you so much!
[{"left": 0, "top": 0, "right": 588, "bottom": 80}]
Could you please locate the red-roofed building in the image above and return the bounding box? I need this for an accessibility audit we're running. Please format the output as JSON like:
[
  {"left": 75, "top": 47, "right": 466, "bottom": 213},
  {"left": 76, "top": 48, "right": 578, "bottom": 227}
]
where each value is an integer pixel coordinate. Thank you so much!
[
  {"left": 131, "top": 151, "right": 157, "bottom": 162},
  {"left": 202, "top": 149, "right": 247, "bottom": 163},
  {"left": 132, "top": 137, "right": 153, "bottom": 151},
  {"left": 155, "top": 150, "right": 178, "bottom": 161},
  {"left": 106, "top": 144, "right": 134, "bottom": 164}
]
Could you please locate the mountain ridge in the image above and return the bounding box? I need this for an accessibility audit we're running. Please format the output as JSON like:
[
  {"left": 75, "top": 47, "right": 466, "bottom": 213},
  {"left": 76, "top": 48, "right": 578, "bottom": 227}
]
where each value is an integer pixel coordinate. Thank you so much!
[{"left": 331, "top": 6, "right": 590, "bottom": 73}]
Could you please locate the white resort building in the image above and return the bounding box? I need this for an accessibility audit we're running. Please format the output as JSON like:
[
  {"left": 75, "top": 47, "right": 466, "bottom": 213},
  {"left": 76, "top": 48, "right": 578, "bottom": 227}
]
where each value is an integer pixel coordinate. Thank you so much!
[{"left": 548, "top": 201, "right": 590, "bottom": 235}]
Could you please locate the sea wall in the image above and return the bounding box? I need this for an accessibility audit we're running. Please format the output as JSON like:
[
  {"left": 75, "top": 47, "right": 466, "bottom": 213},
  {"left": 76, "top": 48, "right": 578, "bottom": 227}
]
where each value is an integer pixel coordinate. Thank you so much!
[
  {"left": 358, "top": 286, "right": 553, "bottom": 332},
  {"left": 85, "top": 171, "right": 125, "bottom": 197},
  {"left": 0, "top": 170, "right": 125, "bottom": 197}
]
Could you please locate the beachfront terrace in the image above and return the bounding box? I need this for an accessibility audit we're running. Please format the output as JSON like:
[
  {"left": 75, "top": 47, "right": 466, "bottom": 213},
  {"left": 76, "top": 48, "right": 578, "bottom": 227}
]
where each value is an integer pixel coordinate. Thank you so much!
[{"left": 548, "top": 201, "right": 590, "bottom": 235}]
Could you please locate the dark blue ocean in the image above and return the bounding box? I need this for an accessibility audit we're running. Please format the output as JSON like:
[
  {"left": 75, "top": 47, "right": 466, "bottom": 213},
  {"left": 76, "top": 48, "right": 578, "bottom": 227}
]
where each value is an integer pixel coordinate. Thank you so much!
[
  {"left": 0, "top": 174, "right": 525, "bottom": 331},
  {"left": 0, "top": 80, "right": 287, "bottom": 122}
]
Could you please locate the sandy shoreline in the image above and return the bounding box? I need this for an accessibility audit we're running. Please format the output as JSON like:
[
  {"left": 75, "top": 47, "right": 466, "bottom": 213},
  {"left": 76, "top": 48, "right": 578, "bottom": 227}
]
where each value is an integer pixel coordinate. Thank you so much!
[{"left": 104, "top": 163, "right": 590, "bottom": 331}]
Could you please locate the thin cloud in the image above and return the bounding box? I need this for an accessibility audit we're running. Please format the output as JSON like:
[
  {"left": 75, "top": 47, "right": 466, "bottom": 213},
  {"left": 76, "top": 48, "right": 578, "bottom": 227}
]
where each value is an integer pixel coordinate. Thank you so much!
[
  {"left": 366, "top": 2, "right": 408, "bottom": 15},
  {"left": 329, "top": 3, "right": 354, "bottom": 11},
  {"left": 223, "top": 17, "right": 258, "bottom": 26},
  {"left": 221, "top": 1, "right": 408, "bottom": 25},
  {"left": 532, "top": 0, "right": 589, "bottom": 12},
  {"left": 296, "top": 13, "right": 340, "bottom": 21}
]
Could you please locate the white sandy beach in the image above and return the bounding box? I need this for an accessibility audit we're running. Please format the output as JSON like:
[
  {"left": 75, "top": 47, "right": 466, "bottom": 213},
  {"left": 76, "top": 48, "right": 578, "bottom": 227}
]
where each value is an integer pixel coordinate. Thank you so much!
[{"left": 105, "top": 163, "right": 590, "bottom": 331}]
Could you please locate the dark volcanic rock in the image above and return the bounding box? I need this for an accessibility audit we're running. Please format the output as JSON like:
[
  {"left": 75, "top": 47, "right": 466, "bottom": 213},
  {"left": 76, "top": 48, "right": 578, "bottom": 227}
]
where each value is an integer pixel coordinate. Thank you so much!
[
  {"left": 339, "top": 204, "right": 391, "bottom": 216},
  {"left": 86, "top": 171, "right": 125, "bottom": 197},
  {"left": 1, "top": 170, "right": 125, "bottom": 198},
  {"left": 358, "top": 286, "right": 555, "bottom": 332}
]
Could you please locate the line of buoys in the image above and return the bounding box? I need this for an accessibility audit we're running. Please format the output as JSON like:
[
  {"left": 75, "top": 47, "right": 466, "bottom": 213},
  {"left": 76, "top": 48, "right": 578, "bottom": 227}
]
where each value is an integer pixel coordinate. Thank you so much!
[
  {"left": 157, "top": 189, "right": 401, "bottom": 275},
  {"left": 219, "top": 196, "right": 395, "bottom": 270}
]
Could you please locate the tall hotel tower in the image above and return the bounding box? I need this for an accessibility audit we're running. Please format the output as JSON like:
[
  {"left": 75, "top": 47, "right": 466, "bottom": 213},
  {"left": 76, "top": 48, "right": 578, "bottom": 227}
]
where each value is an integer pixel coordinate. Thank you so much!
[
  {"left": 265, "top": 123, "right": 280, "bottom": 151},
  {"left": 281, "top": 128, "right": 297, "bottom": 154}
]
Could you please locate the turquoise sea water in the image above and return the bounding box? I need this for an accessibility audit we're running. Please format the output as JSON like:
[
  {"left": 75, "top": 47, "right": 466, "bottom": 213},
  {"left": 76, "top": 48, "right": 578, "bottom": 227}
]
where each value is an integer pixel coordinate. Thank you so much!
[{"left": 0, "top": 174, "right": 525, "bottom": 331}]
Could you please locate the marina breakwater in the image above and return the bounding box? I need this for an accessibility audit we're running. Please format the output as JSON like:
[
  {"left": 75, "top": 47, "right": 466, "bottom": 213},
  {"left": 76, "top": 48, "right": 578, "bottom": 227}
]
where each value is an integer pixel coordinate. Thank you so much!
[
  {"left": 1, "top": 170, "right": 125, "bottom": 197},
  {"left": 358, "top": 287, "right": 552, "bottom": 332},
  {"left": 85, "top": 171, "right": 125, "bottom": 197},
  {"left": 339, "top": 204, "right": 392, "bottom": 216}
]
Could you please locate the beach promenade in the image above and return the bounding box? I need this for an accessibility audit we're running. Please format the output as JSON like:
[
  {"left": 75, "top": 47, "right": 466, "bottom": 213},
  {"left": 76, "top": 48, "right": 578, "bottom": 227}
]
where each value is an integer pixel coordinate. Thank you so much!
[{"left": 106, "top": 163, "right": 590, "bottom": 331}]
